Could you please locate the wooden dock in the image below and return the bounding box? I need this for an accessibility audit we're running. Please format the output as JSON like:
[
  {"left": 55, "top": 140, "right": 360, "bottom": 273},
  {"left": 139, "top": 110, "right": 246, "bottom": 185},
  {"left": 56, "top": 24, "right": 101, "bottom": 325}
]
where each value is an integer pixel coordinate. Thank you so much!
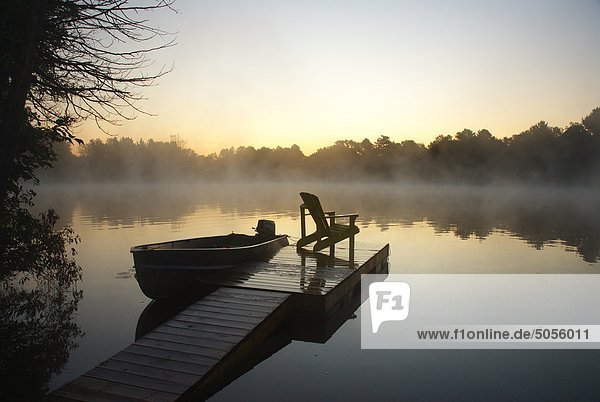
[{"left": 49, "top": 243, "right": 389, "bottom": 401}]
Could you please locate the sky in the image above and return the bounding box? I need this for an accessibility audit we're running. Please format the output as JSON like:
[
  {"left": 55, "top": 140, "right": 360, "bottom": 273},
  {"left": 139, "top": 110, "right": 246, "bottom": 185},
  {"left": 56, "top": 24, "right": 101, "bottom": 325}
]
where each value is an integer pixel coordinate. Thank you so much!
[{"left": 78, "top": 0, "right": 600, "bottom": 155}]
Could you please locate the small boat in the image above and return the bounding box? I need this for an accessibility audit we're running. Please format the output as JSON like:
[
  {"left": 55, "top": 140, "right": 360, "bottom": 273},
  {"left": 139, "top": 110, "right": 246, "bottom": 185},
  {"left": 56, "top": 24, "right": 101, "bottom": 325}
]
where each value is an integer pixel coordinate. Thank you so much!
[{"left": 131, "top": 220, "right": 289, "bottom": 299}]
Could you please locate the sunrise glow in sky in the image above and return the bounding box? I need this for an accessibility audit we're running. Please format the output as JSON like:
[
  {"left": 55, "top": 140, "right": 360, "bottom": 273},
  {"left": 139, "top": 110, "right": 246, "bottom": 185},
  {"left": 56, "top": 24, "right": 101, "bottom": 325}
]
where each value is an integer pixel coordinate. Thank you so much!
[{"left": 79, "top": 0, "right": 600, "bottom": 155}]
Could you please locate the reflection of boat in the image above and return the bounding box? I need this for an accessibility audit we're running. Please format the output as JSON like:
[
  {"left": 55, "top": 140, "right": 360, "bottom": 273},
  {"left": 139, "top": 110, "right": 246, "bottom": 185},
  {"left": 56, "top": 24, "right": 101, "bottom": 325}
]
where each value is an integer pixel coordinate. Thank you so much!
[{"left": 131, "top": 220, "right": 289, "bottom": 299}]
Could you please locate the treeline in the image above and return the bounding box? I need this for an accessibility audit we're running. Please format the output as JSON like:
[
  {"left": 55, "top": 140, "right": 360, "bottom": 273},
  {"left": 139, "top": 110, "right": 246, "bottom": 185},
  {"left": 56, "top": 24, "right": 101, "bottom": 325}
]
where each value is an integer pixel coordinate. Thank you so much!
[{"left": 43, "top": 107, "right": 600, "bottom": 184}]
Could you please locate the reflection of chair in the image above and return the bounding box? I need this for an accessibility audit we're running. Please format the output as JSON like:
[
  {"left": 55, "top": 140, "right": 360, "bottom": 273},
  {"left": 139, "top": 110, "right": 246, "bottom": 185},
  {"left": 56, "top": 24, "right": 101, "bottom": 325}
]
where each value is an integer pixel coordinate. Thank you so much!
[{"left": 296, "top": 192, "right": 359, "bottom": 254}]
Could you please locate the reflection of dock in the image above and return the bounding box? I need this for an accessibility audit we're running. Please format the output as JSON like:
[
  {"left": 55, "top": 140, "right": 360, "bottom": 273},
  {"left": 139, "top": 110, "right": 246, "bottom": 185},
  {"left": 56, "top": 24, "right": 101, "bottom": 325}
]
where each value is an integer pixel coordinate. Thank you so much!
[{"left": 49, "top": 244, "right": 389, "bottom": 401}]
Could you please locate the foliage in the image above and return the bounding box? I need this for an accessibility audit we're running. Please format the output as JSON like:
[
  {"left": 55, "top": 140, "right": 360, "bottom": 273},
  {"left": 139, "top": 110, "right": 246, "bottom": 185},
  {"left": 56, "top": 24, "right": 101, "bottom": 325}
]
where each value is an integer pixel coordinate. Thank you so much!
[
  {"left": 582, "top": 107, "right": 600, "bottom": 136},
  {"left": 0, "top": 207, "right": 82, "bottom": 400},
  {"left": 44, "top": 107, "right": 600, "bottom": 185},
  {"left": 7, "top": 111, "right": 81, "bottom": 199},
  {"left": 0, "top": 115, "right": 82, "bottom": 400}
]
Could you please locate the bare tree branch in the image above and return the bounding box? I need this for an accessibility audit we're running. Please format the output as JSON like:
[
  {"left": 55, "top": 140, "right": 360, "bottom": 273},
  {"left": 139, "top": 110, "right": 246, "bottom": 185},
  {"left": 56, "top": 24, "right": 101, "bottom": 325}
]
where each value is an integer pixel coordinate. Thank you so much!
[
  {"left": 0, "top": 0, "right": 176, "bottom": 200},
  {"left": 26, "top": 0, "right": 177, "bottom": 126}
]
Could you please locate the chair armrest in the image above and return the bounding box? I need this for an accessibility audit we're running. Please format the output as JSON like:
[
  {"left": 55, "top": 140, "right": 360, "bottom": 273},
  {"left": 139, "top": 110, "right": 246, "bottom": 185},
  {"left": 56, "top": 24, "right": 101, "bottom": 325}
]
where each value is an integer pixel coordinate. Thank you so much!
[
  {"left": 327, "top": 212, "right": 358, "bottom": 229},
  {"left": 302, "top": 208, "right": 357, "bottom": 219},
  {"left": 330, "top": 213, "right": 359, "bottom": 218}
]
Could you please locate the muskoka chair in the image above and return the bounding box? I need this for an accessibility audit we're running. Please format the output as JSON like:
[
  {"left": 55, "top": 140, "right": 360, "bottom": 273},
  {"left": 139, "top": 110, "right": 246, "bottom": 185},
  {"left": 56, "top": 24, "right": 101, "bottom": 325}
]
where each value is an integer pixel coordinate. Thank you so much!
[{"left": 296, "top": 192, "right": 359, "bottom": 256}]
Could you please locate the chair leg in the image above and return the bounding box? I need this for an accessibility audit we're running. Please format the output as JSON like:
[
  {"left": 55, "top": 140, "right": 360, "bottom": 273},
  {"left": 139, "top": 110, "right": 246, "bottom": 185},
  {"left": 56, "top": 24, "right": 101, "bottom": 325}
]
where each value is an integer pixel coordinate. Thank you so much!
[{"left": 349, "top": 234, "right": 355, "bottom": 267}]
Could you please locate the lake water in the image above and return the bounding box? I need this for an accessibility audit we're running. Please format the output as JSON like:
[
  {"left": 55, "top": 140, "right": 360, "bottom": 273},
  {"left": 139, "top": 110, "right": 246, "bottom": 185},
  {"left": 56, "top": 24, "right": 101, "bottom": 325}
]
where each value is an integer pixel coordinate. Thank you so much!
[{"left": 33, "top": 182, "right": 600, "bottom": 400}]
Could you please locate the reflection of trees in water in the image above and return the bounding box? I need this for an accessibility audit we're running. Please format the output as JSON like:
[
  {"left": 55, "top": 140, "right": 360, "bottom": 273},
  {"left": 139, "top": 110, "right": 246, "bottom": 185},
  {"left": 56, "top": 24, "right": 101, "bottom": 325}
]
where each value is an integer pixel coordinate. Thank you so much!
[
  {"left": 37, "top": 183, "right": 600, "bottom": 263},
  {"left": 293, "top": 185, "right": 600, "bottom": 264},
  {"left": 35, "top": 184, "right": 203, "bottom": 228},
  {"left": 351, "top": 186, "right": 600, "bottom": 264},
  {"left": 35, "top": 183, "right": 305, "bottom": 228},
  {"left": 0, "top": 207, "right": 82, "bottom": 400},
  {"left": 503, "top": 203, "right": 599, "bottom": 264}
]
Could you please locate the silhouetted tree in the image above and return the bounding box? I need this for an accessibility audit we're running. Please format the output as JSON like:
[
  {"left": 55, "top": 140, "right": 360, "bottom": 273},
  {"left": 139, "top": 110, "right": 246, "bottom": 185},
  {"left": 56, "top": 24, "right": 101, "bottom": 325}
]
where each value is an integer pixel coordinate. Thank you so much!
[
  {"left": 1, "top": 0, "right": 175, "bottom": 202},
  {"left": 505, "top": 121, "right": 562, "bottom": 182},
  {"left": 309, "top": 140, "right": 364, "bottom": 179},
  {"left": 558, "top": 123, "right": 599, "bottom": 183},
  {"left": 582, "top": 107, "right": 600, "bottom": 136},
  {"left": 43, "top": 106, "right": 600, "bottom": 185}
]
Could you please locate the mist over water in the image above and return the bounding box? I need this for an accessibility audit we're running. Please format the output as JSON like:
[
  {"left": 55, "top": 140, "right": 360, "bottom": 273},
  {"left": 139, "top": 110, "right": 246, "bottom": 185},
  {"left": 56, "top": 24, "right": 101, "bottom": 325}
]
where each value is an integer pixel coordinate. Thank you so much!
[
  {"left": 36, "top": 181, "right": 600, "bottom": 265},
  {"left": 30, "top": 181, "right": 599, "bottom": 399}
]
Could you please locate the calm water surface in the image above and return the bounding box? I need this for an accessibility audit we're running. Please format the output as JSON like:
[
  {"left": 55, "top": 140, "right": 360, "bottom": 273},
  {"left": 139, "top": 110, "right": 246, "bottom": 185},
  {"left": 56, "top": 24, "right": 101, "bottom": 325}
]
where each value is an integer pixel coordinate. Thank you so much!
[{"left": 34, "top": 182, "right": 600, "bottom": 400}]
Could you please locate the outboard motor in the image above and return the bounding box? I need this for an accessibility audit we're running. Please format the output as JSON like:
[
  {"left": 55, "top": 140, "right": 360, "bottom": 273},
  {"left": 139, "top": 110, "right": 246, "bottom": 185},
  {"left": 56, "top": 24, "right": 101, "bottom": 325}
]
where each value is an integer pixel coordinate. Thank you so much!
[{"left": 255, "top": 219, "right": 276, "bottom": 238}]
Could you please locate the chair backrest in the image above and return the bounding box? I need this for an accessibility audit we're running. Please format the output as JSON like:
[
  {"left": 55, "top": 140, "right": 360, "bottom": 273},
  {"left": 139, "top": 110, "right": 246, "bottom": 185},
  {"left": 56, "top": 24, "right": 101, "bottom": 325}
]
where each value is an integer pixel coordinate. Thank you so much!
[{"left": 300, "top": 192, "right": 330, "bottom": 235}]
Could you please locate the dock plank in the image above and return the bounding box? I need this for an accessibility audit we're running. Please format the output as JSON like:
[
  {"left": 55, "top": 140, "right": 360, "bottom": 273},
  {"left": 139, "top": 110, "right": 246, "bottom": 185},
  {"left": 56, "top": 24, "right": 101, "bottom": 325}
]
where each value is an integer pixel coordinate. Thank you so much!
[
  {"left": 150, "top": 325, "right": 244, "bottom": 343},
  {"left": 111, "top": 351, "right": 211, "bottom": 376},
  {"left": 176, "top": 309, "right": 266, "bottom": 324},
  {"left": 144, "top": 331, "right": 238, "bottom": 350},
  {"left": 51, "top": 382, "right": 145, "bottom": 402},
  {"left": 98, "top": 360, "right": 199, "bottom": 386},
  {"left": 187, "top": 299, "right": 277, "bottom": 313},
  {"left": 84, "top": 367, "right": 189, "bottom": 394},
  {"left": 163, "top": 320, "right": 249, "bottom": 337},
  {"left": 182, "top": 303, "right": 272, "bottom": 318},
  {"left": 204, "top": 288, "right": 290, "bottom": 303},
  {"left": 205, "top": 279, "right": 330, "bottom": 295},
  {"left": 200, "top": 295, "right": 285, "bottom": 309},
  {"left": 59, "top": 376, "right": 179, "bottom": 402},
  {"left": 134, "top": 338, "right": 229, "bottom": 359},
  {"left": 167, "top": 314, "right": 258, "bottom": 330}
]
